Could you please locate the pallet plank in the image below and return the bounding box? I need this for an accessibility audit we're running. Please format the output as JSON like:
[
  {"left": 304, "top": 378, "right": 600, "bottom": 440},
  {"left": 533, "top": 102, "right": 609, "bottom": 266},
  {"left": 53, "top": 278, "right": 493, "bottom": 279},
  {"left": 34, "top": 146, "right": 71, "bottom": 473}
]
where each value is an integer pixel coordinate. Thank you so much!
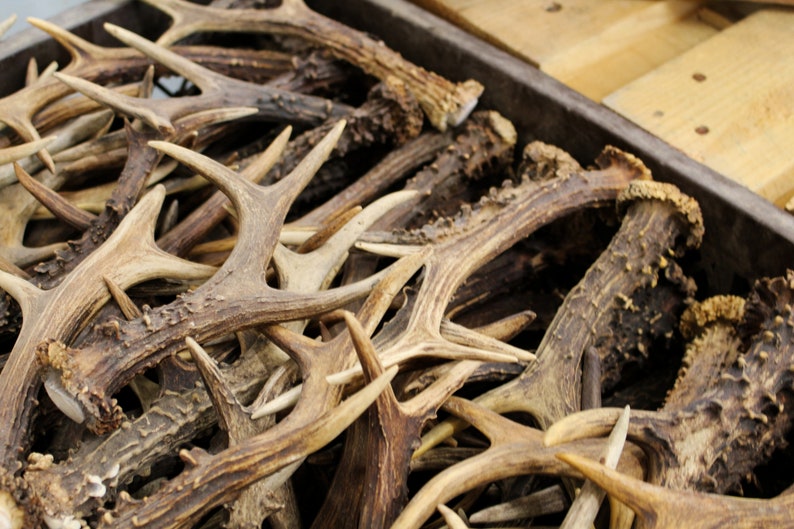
[
  {"left": 410, "top": 0, "right": 718, "bottom": 100},
  {"left": 604, "top": 9, "right": 794, "bottom": 207}
]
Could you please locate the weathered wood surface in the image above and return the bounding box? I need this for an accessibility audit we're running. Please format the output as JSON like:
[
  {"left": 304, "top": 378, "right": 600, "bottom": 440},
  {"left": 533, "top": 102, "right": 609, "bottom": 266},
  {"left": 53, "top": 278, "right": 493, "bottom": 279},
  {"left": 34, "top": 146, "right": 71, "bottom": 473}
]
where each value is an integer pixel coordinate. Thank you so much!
[
  {"left": 605, "top": 9, "right": 794, "bottom": 207},
  {"left": 409, "top": 0, "right": 794, "bottom": 208}
]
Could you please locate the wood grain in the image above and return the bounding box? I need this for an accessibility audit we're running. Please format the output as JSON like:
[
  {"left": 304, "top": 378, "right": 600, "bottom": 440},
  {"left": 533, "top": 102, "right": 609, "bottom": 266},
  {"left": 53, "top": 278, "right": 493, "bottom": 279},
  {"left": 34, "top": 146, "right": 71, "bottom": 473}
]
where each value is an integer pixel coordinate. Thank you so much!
[
  {"left": 410, "top": 0, "right": 718, "bottom": 100},
  {"left": 604, "top": 9, "right": 794, "bottom": 206}
]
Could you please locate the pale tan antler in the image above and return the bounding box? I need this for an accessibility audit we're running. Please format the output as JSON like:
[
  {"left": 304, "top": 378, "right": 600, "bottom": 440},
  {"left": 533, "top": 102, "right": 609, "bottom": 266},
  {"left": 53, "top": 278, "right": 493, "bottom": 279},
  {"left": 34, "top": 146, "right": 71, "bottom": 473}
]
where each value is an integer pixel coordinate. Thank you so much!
[
  {"left": 558, "top": 452, "right": 794, "bottom": 529},
  {"left": 0, "top": 15, "right": 16, "bottom": 39},
  {"left": 389, "top": 396, "right": 645, "bottom": 529}
]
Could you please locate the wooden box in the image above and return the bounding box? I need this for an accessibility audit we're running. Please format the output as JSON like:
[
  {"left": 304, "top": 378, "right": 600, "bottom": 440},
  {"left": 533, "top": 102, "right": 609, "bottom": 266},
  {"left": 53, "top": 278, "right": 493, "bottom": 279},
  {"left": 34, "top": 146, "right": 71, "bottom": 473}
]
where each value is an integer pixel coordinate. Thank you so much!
[{"left": 1, "top": 0, "right": 792, "bottom": 291}]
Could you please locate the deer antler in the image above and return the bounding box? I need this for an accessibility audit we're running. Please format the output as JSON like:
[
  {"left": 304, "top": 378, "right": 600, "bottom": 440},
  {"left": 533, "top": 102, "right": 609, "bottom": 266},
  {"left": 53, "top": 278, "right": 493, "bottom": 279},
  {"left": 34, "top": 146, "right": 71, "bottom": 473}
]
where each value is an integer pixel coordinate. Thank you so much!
[
  {"left": 546, "top": 272, "right": 794, "bottom": 493},
  {"left": 558, "top": 452, "right": 794, "bottom": 529},
  {"left": 419, "top": 175, "right": 702, "bottom": 457},
  {"left": 0, "top": 184, "right": 215, "bottom": 476},
  {"left": 140, "top": 0, "right": 483, "bottom": 131},
  {"left": 389, "top": 396, "right": 646, "bottom": 529},
  {"left": 54, "top": 23, "right": 347, "bottom": 136}
]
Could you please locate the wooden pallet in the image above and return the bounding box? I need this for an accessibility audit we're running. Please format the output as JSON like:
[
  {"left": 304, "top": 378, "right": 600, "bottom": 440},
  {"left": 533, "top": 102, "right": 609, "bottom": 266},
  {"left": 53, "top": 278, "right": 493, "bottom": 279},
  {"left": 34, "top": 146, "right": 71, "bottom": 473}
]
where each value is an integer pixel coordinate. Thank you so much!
[{"left": 411, "top": 0, "right": 794, "bottom": 208}]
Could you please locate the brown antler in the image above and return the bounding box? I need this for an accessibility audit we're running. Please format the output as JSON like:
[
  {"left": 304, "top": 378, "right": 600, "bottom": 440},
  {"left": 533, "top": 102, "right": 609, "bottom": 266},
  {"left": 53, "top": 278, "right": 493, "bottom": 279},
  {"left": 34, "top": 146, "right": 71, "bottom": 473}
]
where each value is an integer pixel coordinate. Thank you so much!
[
  {"left": 546, "top": 272, "right": 794, "bottom": 493},
  {"left": 0, "top": 184, "right": 215, "bottom": 475},
  {"left": 141, "top": 0, "right": 483, "bottom": 131}
]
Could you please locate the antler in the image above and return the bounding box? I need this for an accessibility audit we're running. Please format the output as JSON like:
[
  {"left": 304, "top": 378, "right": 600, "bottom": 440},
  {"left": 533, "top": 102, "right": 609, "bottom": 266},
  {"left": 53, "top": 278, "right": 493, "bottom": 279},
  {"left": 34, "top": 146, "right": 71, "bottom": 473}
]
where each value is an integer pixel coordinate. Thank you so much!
[
  {"left": 0, "top": 184, "right": 215, "bottom": 475},
  {"left": 546, "top": 272, "right": 794, "bottom": 493},
  {"left": 419, "top": 174, "right": 703, "bottom": 459},
  {"left": 390, "top": 397, "right": 646, "bottom": 529},
  {"left": 559, "top": 452, "right": 794, "bottom": 529},
  {"left": 54, "top": 23, "right": 347, "bottom": 136},
  {"left": 141, "top": 0, "right": 483, "bottom": 131}
]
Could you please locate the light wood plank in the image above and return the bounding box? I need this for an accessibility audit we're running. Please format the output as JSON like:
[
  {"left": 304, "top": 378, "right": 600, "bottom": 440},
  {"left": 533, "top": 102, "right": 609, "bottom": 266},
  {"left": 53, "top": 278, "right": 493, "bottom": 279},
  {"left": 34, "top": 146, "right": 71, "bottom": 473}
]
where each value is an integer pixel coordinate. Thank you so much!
[
  {"left": 541, "top": 4, "right": 717, "bottom": 100},
  {"left": 604, "top": 9, "right": 794, "bottom": 206},
  {"left": 410, "top": 0, "right": 718, "bottom": 100}
]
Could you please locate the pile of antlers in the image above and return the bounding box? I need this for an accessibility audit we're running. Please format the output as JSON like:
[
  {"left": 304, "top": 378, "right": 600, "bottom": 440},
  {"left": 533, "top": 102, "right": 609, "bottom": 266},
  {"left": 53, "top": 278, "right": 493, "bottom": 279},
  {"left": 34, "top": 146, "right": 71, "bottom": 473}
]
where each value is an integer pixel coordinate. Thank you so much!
[{"left": 0, "top": 1, "right": 792, "bottom": 528}]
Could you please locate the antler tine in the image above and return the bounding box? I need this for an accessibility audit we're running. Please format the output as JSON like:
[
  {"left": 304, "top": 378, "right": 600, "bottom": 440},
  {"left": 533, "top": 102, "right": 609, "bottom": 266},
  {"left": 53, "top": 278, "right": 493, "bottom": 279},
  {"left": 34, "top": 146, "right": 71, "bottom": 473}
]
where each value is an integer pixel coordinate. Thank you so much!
[
  {"left": 258, "top": 323, "right": 327, "bottom": 376},
  {"left": 28, "top": 17, "right": 116, "bottom": 63},
  {"left": 545, "top": 407, "right": 629, "bottom": 447},
  {"left": 0, "top": 19, "right": 133, "bottom": 173},
  {"left": 0, "top": 255, "right": 29, "bottom": 278},
  {"left": 0, "top": 14, "right": 16, "bottom": 39},
  {"left": 467, "top": 485, "right": 567, "bottom": 524},
  {"left": 103, "top": 275, "right": 143, "bottom": 320},
  {"left": 443, "top": 396, "right": 535, "bottom": 445},
  {"left": 343, "top": 310, "right": 392, "bottom": 385},
  {"left": 0, "top": 157, "right": 71, "bottom": 268},
  {"left": 103, "top": 23, "right": 217, "bottom": 93},
  {"left": 54, "top": 72, "right": 176, "bottom": 134},
  {"left": 554, "top": 453, "right": 792, "bottom": 529},
  {"left": 465, "top": 310, "right": 537, "bottom": 342},
  {"left": 13, "top": 163, "right": 96, "bottom": 230},
  {"left": 440, "top": 319, "right": 537, "bottom": 363},
  {"left": 557, "top": 453, "right": 678, "bottom": 529},
  {"left": 0, "top": 136, "right": 55, "bottom": 167},
  {"left": 270, "top": 119, "right": 347, "bottom": 205},
  {"left": 559, "top": 406, "right": 631, "bottom": 529},
  {"left": 326, "top": 340, "right": 526, "bottom": 386},
  {"left": 0, "top": 270, "right": 41, "bottom": 316},
  {"left": 239, "top": 125, "right": 292, "bottom": 183},
  {"left": 437, "top": 504, "right": 470, "bottom": 529},
  {"left": 401, "top": 360, "right": 481, "bottom": 420},
  {"left": 171, "top": 106, "right": 259, "bottom": 140},
  {"left": 296, "top": 130, "right": 451, "bottom": 227},
  {"left": 0, "top": 112, "right": 56, "bottom": 173},
  {"left": 33, "top": 186, "right": 214, "bottom": 423},
  {"left": 143, "top": 0, "right": 205, "bottom": 45},
  {"left": 185, "top": 337, "right": 249, "bottom": 438},
  {"left": 273, "top": 190, "right": 418, "bottom": 292}
]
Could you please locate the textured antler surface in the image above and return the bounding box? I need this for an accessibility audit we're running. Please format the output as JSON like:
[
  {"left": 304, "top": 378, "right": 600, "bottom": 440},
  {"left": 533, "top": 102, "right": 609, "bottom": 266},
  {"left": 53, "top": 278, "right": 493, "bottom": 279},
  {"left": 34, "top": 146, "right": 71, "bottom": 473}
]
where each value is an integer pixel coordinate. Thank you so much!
[{"left": 1, "top": 5, "right": 792, "bottom": 529}]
